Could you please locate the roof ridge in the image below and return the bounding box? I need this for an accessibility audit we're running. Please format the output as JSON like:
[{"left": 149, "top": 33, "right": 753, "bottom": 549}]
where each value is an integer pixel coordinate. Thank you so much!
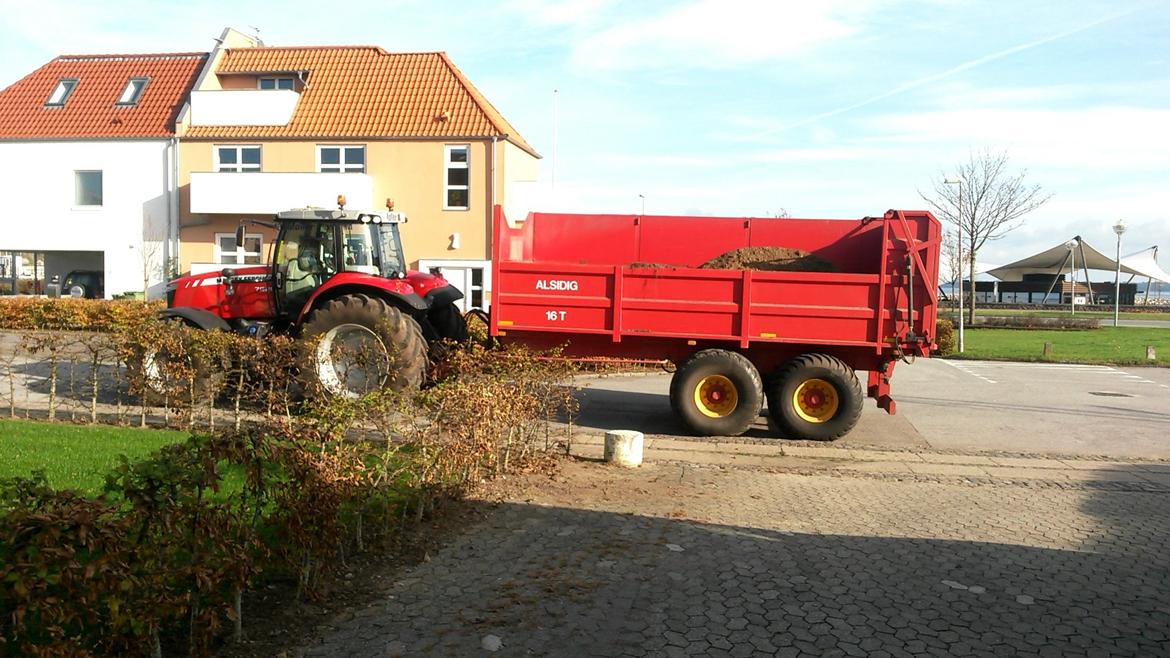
[
  {"left": 435, "top": 52, "right": 539, "bottom": 157},
  {"left": 56, "top": 52, "right": 208, "bottom": 61},
  {"left": 435, "top": 52, "right": 505, "bottom": 136},
  {"left": 225, "top": 45, "right": 453, "bottom": 56},
  {"left": 237, "top": 45, "right": 386, "bottom": 53}
]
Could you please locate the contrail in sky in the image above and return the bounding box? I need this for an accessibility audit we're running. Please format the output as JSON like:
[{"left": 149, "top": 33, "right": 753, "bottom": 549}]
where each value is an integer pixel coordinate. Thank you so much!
[{"left": 757, "top": 8, "right": 1140, "bottom": 137}]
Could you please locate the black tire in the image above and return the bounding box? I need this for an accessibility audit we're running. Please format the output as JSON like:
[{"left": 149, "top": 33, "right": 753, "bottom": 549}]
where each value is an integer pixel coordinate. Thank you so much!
[
  {"left": 669, "top": 349, "right": 763, "bottom": 437},
  {"left": 428, "top": 302, "right": 469, "bottom": 343},
  {"left": 300, "top": 293, "right": 426, "bottom": 397},
  {"left": 426, "top": 301, "right": 470, "bottom": 363},
  {"left": 767, "top": 353, "right": 863, "bottom": 441}
]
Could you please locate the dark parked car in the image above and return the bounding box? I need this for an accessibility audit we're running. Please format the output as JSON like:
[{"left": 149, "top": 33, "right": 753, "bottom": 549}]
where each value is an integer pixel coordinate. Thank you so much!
[{"left": 47, "top": 270, "right": 104, "bottom": 299}]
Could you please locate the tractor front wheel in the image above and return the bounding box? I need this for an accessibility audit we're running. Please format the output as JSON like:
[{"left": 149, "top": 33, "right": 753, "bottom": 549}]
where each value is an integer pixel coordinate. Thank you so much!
[
  {"left": 669, "top": 349, "right": 763, "bottom": 437},
  {"left": 300, "top": 294, "right": 426, "bottom": 398},
  {"left": 767, "top": 353, "right": 863, "bottom": 441}
]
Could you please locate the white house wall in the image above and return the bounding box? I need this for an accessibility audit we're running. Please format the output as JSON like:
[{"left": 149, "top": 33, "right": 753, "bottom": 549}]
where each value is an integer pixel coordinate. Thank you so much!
[
  {"left": 0, "top": 140, "right": 171, "bottom": 297},
  {"left": 502, "top": 140, "right": 541, "bottom": 221}
]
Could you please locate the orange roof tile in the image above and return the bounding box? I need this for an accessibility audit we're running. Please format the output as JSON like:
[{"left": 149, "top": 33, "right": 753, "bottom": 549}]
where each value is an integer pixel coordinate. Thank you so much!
[
  {"left": 186, "top": 47, "right": 539, "bottom": 157},
  {"left": 0, "top": 53, "right": 207, "bottom": 139}
]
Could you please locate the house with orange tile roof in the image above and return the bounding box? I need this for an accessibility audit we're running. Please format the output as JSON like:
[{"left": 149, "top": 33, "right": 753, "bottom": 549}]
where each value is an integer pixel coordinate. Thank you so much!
[
  {"left": 176, "top": 28, "right": 540, "bottom": 311},
  {"left": 0, "top": 52, "right": 206, "bottom": 297}
]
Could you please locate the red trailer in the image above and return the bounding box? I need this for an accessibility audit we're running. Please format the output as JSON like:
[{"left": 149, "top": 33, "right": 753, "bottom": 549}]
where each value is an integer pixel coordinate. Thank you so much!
[{"left": 489, "top": 206, "right": 941, "bottom": 440}]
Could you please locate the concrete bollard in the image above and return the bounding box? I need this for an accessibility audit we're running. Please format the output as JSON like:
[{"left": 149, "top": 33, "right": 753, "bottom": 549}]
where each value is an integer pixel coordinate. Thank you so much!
[
  {"left": 1043, "top": 342, "right": 1053, "bottom": 357},
  {"left": 1148, "top": 346, "right": 1157, "bottom": 361},
  {"left": 604, "top": 430, "right": 644, "bottom": 467}
]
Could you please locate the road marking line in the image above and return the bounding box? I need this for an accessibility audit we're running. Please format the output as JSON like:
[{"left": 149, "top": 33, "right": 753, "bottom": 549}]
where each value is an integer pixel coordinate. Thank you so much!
[{"left": 938, "top": 360, "right": 997, "bottom": 384}]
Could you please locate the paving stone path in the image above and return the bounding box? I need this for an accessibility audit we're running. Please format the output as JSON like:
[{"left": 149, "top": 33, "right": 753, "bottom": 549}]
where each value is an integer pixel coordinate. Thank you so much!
[{"left": 300, "top": 454, "right": 1170, "bottom": 657}]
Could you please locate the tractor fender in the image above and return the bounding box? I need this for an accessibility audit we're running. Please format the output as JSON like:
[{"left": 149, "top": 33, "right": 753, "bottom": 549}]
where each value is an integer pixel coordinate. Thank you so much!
[
  {"left": 425, "top": 285, "right": 464, "bottom": 309},
  {"left": 159, "top": 307, "right": 231, "bottom": 331},
  {"left": 296, "top": 283, "right": 428, "bottom": 325}
]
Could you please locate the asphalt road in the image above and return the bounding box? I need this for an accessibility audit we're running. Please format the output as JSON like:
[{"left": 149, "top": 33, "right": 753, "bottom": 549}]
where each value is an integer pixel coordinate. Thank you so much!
[
  {"left": 1115, "top": 318, "right": 1170, "bottom": 328},
  {"left": 571, "top": 358, "right": 1170, "bottom": 459}
]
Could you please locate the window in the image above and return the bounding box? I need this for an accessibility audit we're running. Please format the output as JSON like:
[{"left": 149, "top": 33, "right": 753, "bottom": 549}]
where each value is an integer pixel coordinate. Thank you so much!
[
  {"left": 444, "top": 145, "right": 469, "bottom": 210},
  {"left": 317, "top": 145, "right": 366, "bottom": 173},
  {"left": 215, "top": 145, "right": 261, "bottom": 172},
  {"left": 215, "top": 233, "right": 263, "bottom": 265},
  {"left": 258, "top": 76, "right": 294, "bottom": 90},
  {"left": 45, "top": 78, "right": 78, "bottom": 106},
  {"left": 116, "top": 77, "right": 149, "bottom": 106},
  {"left": 74, "top": 171, "right": 103, "bottom": 206},
  {"left": 469, "top": 267, "right": 485, "bottom": 309}
]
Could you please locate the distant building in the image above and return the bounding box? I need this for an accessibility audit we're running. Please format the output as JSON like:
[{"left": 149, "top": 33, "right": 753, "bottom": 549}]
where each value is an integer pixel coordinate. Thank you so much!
[
  {"left": 966, "top": 275, "right": 1137, "bottom": 305},
  {"left": 0, "top": 52, "right": 205, "bottom": 297}
]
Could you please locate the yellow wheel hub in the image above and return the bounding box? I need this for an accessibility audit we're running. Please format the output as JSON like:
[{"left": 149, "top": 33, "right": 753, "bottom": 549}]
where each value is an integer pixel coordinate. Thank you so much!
[
  {"left": 694, "top": 375, "right": 739, "bottom": 418},
  {"left": 792, "top": 378, "right": 839, "bottom": 423}
]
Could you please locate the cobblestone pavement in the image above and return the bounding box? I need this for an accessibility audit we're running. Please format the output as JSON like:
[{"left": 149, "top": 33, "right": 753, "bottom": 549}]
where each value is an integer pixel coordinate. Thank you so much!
[{"left": 301, "top": 459, "right": 1170, "bottom": 657}]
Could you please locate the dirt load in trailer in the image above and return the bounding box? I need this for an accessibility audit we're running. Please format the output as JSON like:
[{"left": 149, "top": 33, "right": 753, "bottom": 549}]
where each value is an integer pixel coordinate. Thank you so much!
[{"left": 489, "top": 206, "right": 941, "bottom": 441}]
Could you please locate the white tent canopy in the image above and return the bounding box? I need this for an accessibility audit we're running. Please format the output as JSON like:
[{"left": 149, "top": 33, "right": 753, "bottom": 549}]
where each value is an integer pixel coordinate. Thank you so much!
[
  {"left": 1120, "top": 246, "right": 1170, "bottom": 285},
  {"left": 986, "top": 237, "right": 1157, "bottom": 282}
]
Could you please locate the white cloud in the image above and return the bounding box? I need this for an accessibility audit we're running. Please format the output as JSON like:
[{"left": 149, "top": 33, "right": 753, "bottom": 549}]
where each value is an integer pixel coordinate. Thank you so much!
[
  {"left": 570, "top": 0, "right": 871, "bottom": 71},
  {"left": 865, "top": 106, "right": 1170, "bottom": 169}
]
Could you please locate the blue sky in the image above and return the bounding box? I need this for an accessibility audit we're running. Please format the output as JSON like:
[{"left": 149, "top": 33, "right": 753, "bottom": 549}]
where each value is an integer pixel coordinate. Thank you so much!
[{"left": 2, "top": 0, "right": 1168, "bottom": 275}]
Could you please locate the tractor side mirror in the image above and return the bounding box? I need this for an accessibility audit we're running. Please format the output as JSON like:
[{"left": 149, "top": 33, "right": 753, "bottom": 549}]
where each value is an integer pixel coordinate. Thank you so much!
[{"left": 234, "top": 224, "right": 246, "bottom": 250}]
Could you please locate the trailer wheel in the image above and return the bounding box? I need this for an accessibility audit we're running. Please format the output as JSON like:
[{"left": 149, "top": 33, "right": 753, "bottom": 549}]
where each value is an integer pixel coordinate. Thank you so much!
[
  {"left": 670, "top": 349, "right": 763, "bottom": 436},
  {"left": 767, "top": 353, "right": 863, "bottom": 441},
  {"left": 300, "top": 293, "right": 426, "bottom": 398}
]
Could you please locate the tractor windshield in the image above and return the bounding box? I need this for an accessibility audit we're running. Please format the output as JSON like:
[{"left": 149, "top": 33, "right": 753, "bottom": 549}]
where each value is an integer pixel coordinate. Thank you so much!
[
  {"left": 338, "top": 222, "right": 406, "bottom": 278},
  {"left": 376, "top": 224, "right": 407, "bottom": 277},
  {"left": 339, "top": 223, "right": 379, "bottom": 275}
]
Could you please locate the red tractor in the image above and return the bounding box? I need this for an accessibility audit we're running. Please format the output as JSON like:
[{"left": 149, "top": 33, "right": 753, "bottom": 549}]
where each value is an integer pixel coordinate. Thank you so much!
[{"left": 162, "top": 204, "right": 467, "bottom": 396}]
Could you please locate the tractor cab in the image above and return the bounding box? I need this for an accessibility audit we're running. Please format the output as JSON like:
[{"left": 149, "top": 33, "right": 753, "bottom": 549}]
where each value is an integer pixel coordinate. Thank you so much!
[{"left": 263, "top": 207, "right": 410, "bottom": 318}]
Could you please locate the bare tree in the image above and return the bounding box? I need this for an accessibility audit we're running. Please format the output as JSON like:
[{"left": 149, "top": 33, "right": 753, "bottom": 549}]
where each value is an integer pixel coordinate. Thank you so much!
[
  {"left": 921, "top": 150, "right": 1051, "bottom": 324},
  {"left": 940, "top": 228, "right": 961, "bottom": 309}
]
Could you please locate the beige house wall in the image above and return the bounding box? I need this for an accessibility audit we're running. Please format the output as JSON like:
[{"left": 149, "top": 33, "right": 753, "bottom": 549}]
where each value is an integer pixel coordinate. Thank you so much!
[{"left": 177, "top": 138, "right": 504, "bottom": 273}]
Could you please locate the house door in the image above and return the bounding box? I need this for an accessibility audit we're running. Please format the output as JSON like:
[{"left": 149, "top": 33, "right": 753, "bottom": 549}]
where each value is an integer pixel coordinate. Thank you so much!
[{"left": 418, "top": 259, "right": 489, "bottom": 312}]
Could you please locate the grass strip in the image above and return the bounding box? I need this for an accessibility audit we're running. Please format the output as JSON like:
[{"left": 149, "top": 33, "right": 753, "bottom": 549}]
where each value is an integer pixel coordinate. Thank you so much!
[
  {"left": 948, "top": 327, "right": 1169, "bottom": 366},
  {"left": 0, "top": 419, "right": 188, "bottom": 495}
]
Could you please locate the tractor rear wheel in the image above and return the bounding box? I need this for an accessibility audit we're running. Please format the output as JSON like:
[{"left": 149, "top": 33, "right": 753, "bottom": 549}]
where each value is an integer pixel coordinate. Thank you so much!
[
  {"left": 767, "top": 353, "right": 863, "bottom": 441},
  {"left": 669, "top": 349, "right": 763, "bottom": 437},
  {"left": 300, "top": 294, "right": 426, "bottom": 397}
]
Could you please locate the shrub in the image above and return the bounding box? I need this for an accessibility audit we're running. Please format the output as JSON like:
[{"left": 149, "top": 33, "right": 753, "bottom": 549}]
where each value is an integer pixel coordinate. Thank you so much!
[
  {"left": 934, "top": 318, "right": 955, "bottom": 355},
  {"left": 0, "top": 310, "right": 580, "bottom": 655}
]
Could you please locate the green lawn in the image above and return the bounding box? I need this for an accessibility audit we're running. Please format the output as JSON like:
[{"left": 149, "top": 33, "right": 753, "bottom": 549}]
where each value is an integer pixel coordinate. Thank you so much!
[
  {"left": 949, "top": 327, "right": 1170, "bottom": 366},
  {"left": 0, "top": 419, "right": 188, "bottom": 495}
]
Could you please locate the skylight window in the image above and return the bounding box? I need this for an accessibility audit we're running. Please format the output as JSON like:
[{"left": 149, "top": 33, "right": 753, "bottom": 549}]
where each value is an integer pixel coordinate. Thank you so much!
[
  {"left": 116, "top": 77, "right": 149, "bottom": 106},
  {"left": 45, "top": 78, "right": 78, "bottom": 107}
]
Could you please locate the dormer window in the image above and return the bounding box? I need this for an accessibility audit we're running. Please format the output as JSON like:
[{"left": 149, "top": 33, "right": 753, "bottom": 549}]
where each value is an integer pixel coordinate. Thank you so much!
[
  {"left": 45, "top": 78, "right": 78, "bottom": 107},
  {"left": 116, "top": 77, "right": 149, "bottom": 106},
  {"left": 258, "top": 76, "right": 294, "bottom": 90}
]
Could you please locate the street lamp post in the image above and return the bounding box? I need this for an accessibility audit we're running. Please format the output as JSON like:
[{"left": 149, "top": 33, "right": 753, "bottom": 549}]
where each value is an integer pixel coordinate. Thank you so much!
[
  {"left": 1065, "top": 239, "right": 1078, "bottom": 316},
  {"left": 1113, "top": 219, "right": 1127, "bottom": 327},
  {"left": 639, "top": 194, "right": 645, "bottom": 216},
  {"left": 943, "top": 178, "right": 964, "bottom": 353}
]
